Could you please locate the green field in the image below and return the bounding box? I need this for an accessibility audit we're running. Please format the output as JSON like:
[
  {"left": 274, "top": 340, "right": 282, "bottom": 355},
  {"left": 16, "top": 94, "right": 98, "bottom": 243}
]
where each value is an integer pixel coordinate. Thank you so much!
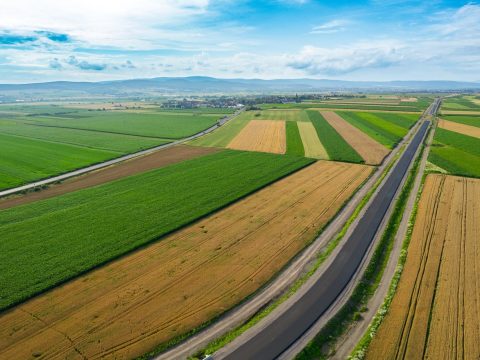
[
  {"left": 335, "top": 111, "right": 417, "bottom": 149},
  {"left": 440, "top": 114, "right": 480, "bottom": 128},
  {"left": 428, "top": 128, "right": 480, "bottom": 178},
  {"left": 241, "top": 109, "right": 309, "bottom": 122},
  {"left": 306, "top": 110, "right": 363, "bottom": 163},
  {"left": 259, "top": 103, "right": 423, "bottom": 112},
  {"left": 286, "top": 121, "right": 305, "bottom": 156},
  {"left": 189, "top": 114, "right": 249, "bottom": 147},
  {"left": 0, "top": 150, "right": 313, "bottom": 310},
  {"left": 441, "top": 96, "right": 480, "bottom": 111},
  {"left": 0, "top": 132, "right": 120, "bottom": 190},
  {"left": 0, "top": 105, "right": 227, "bottom": 190}
]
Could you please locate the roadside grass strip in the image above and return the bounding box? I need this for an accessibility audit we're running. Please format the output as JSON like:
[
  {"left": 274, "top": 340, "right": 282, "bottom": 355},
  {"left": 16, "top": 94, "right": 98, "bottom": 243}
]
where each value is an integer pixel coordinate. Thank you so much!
[
  {"left": 429, "top": 128, "right": 480, "bottom": 178},
  {"left": 0, "top": 150, "right": 313, "bottom": 311},
  {"left": 286, "top": 121, "right": 305, "bottom": 156},
  {"left": 319, "top": 111, "right": 389, "bottom": 165},
  {"left": 438, "top": 118, "right": 480, "bottom": 139},
  {"left": 306, "top": 110, "right": 363, "bottom": 163},
  {"left": 0, "top": 161, "right": 370, "bottom": 360},
  {"left": 0, "top": 132, "right": 119, "bottom": 190},
  {"left": 440, "top": 114, "right": 480, "bottom": 128},
  {"left": 227, "top": 120, "right": 286, "bottom": 154},
  {"left": 189, "top": 115, "right": 249, "bottom": 148},
  {"left": 297, "top": 121, "right": 328, "bottom": 159}
]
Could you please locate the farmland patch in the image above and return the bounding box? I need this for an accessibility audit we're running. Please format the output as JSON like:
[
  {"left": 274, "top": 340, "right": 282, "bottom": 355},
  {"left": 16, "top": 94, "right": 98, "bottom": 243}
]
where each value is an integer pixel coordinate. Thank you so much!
[
  {"left": 227, "top": 120, "right": 286, "bottom": 154},
  {"left": 297, "top": 121, "right": 328, "bottom": 159}
]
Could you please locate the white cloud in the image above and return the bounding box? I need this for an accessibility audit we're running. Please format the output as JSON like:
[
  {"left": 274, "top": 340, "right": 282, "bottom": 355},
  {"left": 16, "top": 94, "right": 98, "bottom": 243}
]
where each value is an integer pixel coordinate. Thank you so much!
[{"left": 310, "top": 20, "right": 350, "bottom": 34}]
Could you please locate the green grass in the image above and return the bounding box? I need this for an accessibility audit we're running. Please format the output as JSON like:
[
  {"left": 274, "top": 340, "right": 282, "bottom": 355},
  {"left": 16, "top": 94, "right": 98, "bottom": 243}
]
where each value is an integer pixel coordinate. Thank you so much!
[
  {"left": 440, "top": 114, "right": 480, "bottom": 128},
  {"left": 0, "top": 118, "right": 168, "bottom": 153},
  {"left": 335, "top": 111, "right": 416, "bottom": 149},
  {"left": 259, "top": 103, "right": 423, "bottom": 112},
  {"left": 241, "top": 109, "right": 309, "bottom": 122},
  {"left": 0, "top": 150, "right": 313, "bottom": 311},
  {"left": 428, "top": 128, "right": 480, "bottom": 178},
  {"left": 441, "top": 96, "right": 480, "bottom": 111},
  {"left": 286, "top": 121, "right": 305, "bottom": 156},
  {"left": 189, "top": 114, "right": 249, "bottom": 147},
  {"left": 0, "top": 132, "right": 119, "bottom": 190},
  {"left": 306, "top": 110, "right": 363, "bottom": 163},
  {"left": 22, "top": 111, "right": 221, "bottom": 139}
]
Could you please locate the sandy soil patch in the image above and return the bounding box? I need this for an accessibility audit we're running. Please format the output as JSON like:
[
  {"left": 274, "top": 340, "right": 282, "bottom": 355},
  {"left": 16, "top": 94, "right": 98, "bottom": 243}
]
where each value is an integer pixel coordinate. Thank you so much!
[
  {"left": 227, "top": 119, "right": 286, "bottom": 154},
  {"left": 438, "top": 118, "right": 480, "bottom": 138},
  {"left": 400, "top": 97, "right": 418, "bottom": 102},
  {"left": 0, "top": 161, "right": 371, "bottom": 360},
  {"left": 0, "top": 145, "right": 218, "bottom": 210},
  {"left": 366, "top": 174, "right": 480, "bottom": 359},
  {"left": 297, "top": 121, "right": 328, "bottom": 159},
  {"left": 320, "top": 111, "right": 389, "bottom": 165}
]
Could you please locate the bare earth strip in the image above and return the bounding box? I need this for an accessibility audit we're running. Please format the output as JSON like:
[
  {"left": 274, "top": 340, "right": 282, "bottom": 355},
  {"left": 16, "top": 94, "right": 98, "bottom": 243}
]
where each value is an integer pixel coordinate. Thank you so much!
[
  {"left": 438, "top": 118, "right": 480, "bottom": 139},
  {"left": 366, "top": 174, "right": 480, "bottom": 360},
  {"left": 319, "top": 111, "right": 389, "bottom": 165},
  {"left": 0, "top": 161, "right": 371, "bottom": 360},
  {"left": 297, "top": 121, "right": 328, "bottom": 159},
  {"left": 0, "top": 145, "right": 218, "bottom": 210},
  {"left": 227, "top": 120, "right": 286, "bottom": 154}
]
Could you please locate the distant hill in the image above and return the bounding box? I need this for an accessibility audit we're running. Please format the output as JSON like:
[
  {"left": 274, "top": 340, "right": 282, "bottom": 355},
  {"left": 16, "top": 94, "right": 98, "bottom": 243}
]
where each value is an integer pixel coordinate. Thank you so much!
[{"left": 1, "top": 76, "right": 479, "bottom": 99}]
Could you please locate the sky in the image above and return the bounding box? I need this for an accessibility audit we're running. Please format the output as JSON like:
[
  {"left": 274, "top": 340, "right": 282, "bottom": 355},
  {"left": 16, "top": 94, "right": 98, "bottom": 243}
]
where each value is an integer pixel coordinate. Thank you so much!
[{"left": 0, "top": 0, "right": 479, "bottom": 83}]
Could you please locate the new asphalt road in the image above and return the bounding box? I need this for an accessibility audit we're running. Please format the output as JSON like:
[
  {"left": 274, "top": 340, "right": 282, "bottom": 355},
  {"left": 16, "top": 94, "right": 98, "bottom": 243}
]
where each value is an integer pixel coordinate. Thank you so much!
[{"left": 222, "top": 115, "right": 432, "bottom": 360}]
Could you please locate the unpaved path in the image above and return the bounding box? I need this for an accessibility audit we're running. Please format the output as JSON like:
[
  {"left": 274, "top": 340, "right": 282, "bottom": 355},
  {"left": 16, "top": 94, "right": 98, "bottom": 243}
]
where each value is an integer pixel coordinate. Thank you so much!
[
  {"left": 320, "top": 111, "right": 389, "bottom": 165},
  {"left": 0, "top": 145, "right": 218, "bottom": 210}
]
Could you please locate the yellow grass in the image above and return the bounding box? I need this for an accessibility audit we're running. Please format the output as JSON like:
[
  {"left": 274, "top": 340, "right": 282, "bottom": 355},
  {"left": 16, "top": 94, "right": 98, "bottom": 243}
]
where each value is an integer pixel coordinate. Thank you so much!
[
  {"left": 297, "top": 121, "right": 328, "bottom": 159},
  {"left": 0, "top": 161, "right": 371, "bottom": 360},
  {"left": 438, "top": 118, "right": 480, "bottom": 139},
  {"left": 319, "top": 111, "right": 389, "bottom": 165},
  {"left": 227, "top": 119, "right": 286, "bottom": 154}
]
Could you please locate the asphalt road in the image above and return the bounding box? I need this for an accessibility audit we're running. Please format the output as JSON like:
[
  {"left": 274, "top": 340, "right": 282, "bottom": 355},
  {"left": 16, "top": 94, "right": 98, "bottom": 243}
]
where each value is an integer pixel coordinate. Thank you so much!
[
  {"left": 222, "top": 115, "right": 432, "bottom": 360},
  {"left": 0, "top": 109, "right": 241, "bottom": 198}
]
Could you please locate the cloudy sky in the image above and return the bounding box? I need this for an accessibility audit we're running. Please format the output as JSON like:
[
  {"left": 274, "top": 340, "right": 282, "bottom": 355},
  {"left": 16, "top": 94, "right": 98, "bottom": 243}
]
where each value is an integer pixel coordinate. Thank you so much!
[{"left": 0, "top": 0, "right": 478, "bottom": 83}]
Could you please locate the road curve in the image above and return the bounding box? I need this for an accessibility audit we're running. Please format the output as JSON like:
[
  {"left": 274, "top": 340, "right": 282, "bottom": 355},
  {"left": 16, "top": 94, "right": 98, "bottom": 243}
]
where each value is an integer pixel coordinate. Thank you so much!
[
  {"left": 220, "top": 105, "right": 435, "bottom": 360},
  {"left": 0, "top": 109, "right": 240, "bottom": 198}
]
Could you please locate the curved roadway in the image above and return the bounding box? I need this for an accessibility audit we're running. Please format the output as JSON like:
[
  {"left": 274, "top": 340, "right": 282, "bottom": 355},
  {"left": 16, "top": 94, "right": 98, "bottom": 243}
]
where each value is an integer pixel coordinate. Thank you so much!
[{"left": 220, "top": 100, "right": 438, "bottom": 360}]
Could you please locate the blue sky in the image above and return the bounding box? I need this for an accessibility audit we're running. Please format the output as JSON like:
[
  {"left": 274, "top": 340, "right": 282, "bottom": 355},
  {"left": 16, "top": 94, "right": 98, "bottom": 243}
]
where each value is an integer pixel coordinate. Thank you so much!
[{"left": 0, "top": 0, "right": 478, "bottom": 83}]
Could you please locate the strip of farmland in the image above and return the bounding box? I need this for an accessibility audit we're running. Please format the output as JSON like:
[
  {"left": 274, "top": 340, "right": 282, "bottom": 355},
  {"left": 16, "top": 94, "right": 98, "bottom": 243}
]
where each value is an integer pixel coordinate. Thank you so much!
[
  {"left": 0, "top": 150, "right": 312, "bottom": 310},
  {"left": 297, "top": 121, "right": 328, "bottom": 159},
  {"left": 227, "top": 120, "right": 286, "bottom": 154},
  {"left": 0, "top": 161, "right": 371, "bottom": 360},
  {"left": 0, "top": 145, "right": 218, "bottom": 210},
  {"left": 366, "top": 174, "right": 480, "bottom": 359},
  {"left": 286, "top": 121, "right": 305, "bottom": 156},
  {"left": 319, "top": 111, "right": 389, "bottom": 165},
  {"left": 438, "top": 118, "right": 480, "bottom": 139}
]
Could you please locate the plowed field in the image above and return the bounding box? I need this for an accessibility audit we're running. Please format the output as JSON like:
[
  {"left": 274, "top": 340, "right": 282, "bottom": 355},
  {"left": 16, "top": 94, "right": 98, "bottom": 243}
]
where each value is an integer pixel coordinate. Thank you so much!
[
  {"left": 319, "top": 111, "right": 389, "bottom": 165},
  {"left": 297, "top": 121, "right": 328, "bottom": 159},
  {"left": 227, "top": 120, "right": 286, "bottom": 154},
  {"left": 0, "top": 161, "right": 371, "bottom": 360},
  {"left": 438, "top": 118, "right": 480, "bottom": 139},
  {"left": 366, "top": 174, "right": 480, "bottom": 360}
]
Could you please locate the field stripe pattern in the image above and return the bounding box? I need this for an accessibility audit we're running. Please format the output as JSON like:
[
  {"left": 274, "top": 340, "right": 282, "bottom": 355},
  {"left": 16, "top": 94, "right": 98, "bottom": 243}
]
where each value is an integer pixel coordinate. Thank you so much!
[
  {"left": 438, "top": 118, "right": 480, "bottom": 139},
  {"left": 366, "top": 174, "right": 480, "bottom": 359},
  {"left": 319, "top": 111, "right": 389, "bottom": 165},
  {"left": 0, "top": 161, "right": 371, "bottom": 359},
  {"left": 227, "top": 120, "right": 286, "bottom": 154},
  {"left": 297, "top": 121, "right": 328, "bottom": 159}
]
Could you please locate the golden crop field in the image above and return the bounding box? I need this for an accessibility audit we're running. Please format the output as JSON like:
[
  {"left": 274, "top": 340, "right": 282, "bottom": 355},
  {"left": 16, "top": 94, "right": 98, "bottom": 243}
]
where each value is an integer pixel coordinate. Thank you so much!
[
  {"left": 0, "top": 161, "right": 371, "bottom": 360},
  {"left": 227, "top": 119, "right": 286, "bottom": 154},
  {"left": 367, "top": 174, "right": 480, "bottom": 360}
]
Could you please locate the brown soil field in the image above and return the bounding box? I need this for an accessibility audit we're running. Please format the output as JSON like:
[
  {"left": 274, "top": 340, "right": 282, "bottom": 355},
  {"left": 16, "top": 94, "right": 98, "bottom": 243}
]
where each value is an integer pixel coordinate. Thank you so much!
[
  {"left": 0, "top": 161, "right": 371, "bottom": 360},
  {"left": 366, "top": 174, "right": 480, "bottom": 360},
  {"left": 297, "top": 121, "right": 328, "bottom": 159},
  {"left": 0, "top": 145, "right": 218, "bottom": 210},
  {"left": 227, "top": 119, "right": 286, "bottom": 154},
  {"left": 438, "top": 118, "right": 480, "bottom": 139},
  {"left": 320, "top": 111, "right": 389, "bottom": 165}
]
